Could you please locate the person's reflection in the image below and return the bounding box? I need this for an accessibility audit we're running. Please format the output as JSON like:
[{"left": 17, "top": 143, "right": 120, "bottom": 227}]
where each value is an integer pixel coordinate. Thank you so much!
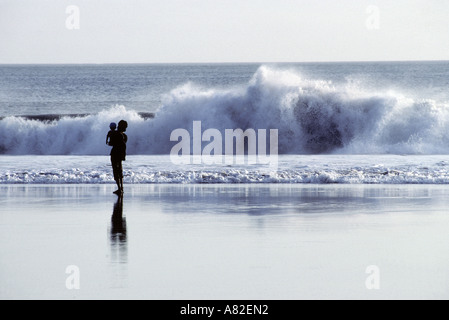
[
  {"left": 111, "top": 195, "right": 127, "bottom": 245},
  {"left": 109, "top": 195, "right": 128, "bottom": 287}
]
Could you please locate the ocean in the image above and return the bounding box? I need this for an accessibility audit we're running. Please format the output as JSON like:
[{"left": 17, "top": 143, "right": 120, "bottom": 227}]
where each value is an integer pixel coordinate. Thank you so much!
[
  {"left": 3, "top": 62, "right": 449, "bottom": 300},
  {"left": 1, "top": 62, "right": 449, "bottom": 184}
]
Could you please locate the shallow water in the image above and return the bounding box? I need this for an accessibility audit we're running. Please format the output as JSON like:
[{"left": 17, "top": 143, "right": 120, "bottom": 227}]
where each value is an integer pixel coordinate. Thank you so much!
[{"left": 1, "top": 184, "right": 449, "bottom": 300}]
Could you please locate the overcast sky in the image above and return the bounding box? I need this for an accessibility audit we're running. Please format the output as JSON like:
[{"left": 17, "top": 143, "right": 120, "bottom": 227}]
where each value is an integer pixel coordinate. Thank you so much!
[{"left": 0, "top": 0, "right": 448, "bottom": 63}]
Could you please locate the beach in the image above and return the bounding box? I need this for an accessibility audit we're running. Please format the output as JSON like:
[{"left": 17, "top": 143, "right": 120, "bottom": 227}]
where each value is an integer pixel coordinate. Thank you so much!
[{"left": 1, "top": 184, "right": 449, "bottom": 300}]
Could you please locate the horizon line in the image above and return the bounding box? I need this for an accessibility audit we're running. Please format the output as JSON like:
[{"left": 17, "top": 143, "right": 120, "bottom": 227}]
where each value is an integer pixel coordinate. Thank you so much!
[{"left": 1, "top": 59, "right": 448, "bottom": 66}]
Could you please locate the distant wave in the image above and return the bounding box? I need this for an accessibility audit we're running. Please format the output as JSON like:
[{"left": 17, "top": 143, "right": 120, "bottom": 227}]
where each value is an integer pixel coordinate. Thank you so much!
[
  {"left": 1, "top": 66, "right": 449, "bottom": 155},
  {"left": 0, "top": 112, "right": 154, "bottom": 122}
]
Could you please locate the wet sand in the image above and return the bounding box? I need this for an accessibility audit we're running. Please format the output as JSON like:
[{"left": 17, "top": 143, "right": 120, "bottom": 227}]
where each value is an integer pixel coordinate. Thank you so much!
[{"left": 1, "top": 184, "right": 449, "bottom": 300}]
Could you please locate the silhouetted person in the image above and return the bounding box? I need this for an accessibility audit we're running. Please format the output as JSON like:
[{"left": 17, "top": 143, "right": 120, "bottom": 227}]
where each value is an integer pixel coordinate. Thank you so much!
[
  {"left": 106, "top": 122, "right": 117, "bottom": 146},
  {"left": 109, "top": 120, "right": 128, "bottom": 195}
]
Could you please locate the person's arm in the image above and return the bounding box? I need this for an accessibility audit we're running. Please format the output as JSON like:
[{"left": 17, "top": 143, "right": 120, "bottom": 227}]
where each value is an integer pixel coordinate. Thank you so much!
[{"left": 107, "top": 132, "right": 114, "bottom": 145}]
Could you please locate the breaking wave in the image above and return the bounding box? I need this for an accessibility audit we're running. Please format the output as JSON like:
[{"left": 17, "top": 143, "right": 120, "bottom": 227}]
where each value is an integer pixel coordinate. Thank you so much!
[{"left": 1, "top": 66, "right": 449, "bottom": 155}]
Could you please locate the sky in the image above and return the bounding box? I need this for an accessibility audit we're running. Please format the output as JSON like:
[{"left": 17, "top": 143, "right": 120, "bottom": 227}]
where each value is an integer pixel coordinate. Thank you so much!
[{"left": 0, "top": 0, "right": 448, "bottom": 64}]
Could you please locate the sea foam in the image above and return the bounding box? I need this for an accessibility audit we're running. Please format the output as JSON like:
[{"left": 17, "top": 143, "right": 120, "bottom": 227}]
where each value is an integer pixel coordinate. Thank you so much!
[{"left": 1, "top": 155, "right": 449, "bottom": 184}]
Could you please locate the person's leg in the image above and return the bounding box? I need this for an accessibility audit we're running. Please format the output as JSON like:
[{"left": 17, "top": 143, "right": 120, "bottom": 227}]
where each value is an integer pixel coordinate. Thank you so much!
[
  {"left": 112, "top": 156, "right": 122, "bottom": 194},
  {"left": 118, "top": 161, "right": 124, "bottom": 193},
  {"left": 115, "top": 179, "right": 121, "bottom": 193}
]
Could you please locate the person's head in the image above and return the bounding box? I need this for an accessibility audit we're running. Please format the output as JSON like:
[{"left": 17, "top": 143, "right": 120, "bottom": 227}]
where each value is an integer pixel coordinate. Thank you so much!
[
  {"left": 117, "top": 120, "right": 128, "bottom": 132},
  {"left": 109, "top": 122, "right": 117, "bottom": 130}
]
